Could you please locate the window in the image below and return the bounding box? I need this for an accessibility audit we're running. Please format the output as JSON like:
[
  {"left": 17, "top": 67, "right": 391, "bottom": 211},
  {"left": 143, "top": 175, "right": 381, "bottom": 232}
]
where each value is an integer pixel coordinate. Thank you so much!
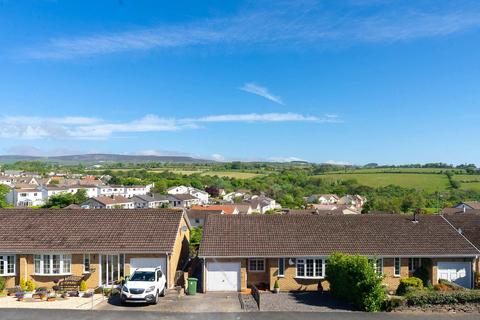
[
  {"left": 34, "top": 254, "right": 72, "bottom": 275},
  {"left": 248, "top": 259, "right": 265, "bottom": 272},
  {"left": 83, "top": 254, "right": 91, "bottom": 273},
  {"left": 394, "top": 258, "right": 401, "bottom": 277},
  {"left": 296, "top": 258, "right": 324, "bottom": 278},
  {"left": 0, "top": 255, "right": 15, "bottom": 276},
  {"left": 369, "top": 258, "right": 383, "bottom": 275},
  {"left": 409, "top": 258, "right": 421, "bottom": 272},
  {"left": 278, "top": 258, "right": 285, "bottom": 277}
]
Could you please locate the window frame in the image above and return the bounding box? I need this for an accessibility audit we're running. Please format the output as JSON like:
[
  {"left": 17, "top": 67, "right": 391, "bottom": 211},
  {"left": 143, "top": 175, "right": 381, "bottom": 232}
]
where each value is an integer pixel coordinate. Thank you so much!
[
  {"left": 369, "top": 258, "right": 384, "bottom": 275},
  {"left": 34, "top": 254, "right": 72, "bottom": 276},
  {"left": 83, "top": 254, "right": 91, "bottom": 274},
  {"left": 0, "top": 254, "right": 16, "bottom": 276},
  {"left": 248, "top": 258, "right": 266, "bottom": 272},
  {"left": 278, "top": 258, "right": 285, "bottom": 277},
  {"left": 394, "top": 257, "right": 401, "bottom": 277},
  {"left": 408, "top": 258, "right": 421, "bottom": 272},
  {"left": 295, "top": 258, "right": 325, "bottom": 279}
]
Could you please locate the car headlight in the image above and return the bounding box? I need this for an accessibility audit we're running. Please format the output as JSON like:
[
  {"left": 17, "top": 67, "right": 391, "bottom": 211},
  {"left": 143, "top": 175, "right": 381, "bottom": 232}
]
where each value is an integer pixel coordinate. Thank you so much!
[
  {"left": 145, "top": 286, "right": 155, "bottom": 293},
  {"left": 122, "top": 286, "right": 129, "bottom": 293}
]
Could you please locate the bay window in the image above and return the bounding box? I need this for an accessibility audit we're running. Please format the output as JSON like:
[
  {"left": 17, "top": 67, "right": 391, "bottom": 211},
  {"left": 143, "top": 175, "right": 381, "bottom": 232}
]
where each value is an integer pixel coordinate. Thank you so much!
[
  {"left": 296, "top": 258, "right": 324, "bottom": 278},
  {"left": 0, "top": 255, "right": 15, "bottom": 276},
  {"left": 34, "top": 254, "right": 72, "bottom": 275}
]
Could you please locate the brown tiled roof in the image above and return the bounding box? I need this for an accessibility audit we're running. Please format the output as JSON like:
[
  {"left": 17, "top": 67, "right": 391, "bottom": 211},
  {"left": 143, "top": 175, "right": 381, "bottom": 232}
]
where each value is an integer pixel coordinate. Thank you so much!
[
  {"left": 199, "top": 214, "right": 479, "bottom": 258},
  {"left": 191, "top": 205, "right": 237, "bottom": 215},
  {"left": 186, "top": 209, "right": 223, "bottom": 220},
  {"left": 443, "top": 212, "right": 480, "bottom": 250},
  {"left": 463, "top": 201, "right": 480, "bottom": 209},
  {"left": 92, "top": 195, "right": 132, "bottom": 205},
  {"left": 0, "top": 209, "right": 186, "bottom": 253}
]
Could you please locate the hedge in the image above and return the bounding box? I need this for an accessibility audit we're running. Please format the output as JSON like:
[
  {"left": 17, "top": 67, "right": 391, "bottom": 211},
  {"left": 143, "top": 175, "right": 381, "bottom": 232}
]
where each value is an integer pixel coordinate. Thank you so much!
[
  {"left": 406, "top": 290, "right": 480, "bottom": 306},
  {"left": 326, "top": 252, "right": 385, "bottom": 312}
]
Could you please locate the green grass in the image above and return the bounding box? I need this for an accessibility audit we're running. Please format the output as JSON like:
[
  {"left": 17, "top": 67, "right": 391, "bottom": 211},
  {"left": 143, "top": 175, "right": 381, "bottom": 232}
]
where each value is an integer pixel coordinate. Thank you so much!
[
  {"left": 330, "top": 168, "right": 464, "bottom": 174},
  {"left": 317, "top": 173, "right": 450, "bottom": 192},
  {"left": 454, "top": 175, "right": 480, "bottom": 192}
]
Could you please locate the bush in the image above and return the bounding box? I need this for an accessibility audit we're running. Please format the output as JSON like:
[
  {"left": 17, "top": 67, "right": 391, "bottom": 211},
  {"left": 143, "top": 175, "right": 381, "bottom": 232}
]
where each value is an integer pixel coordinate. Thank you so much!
[
  {"left": 326, "top": 252, "right": 385, "bottom": 311},
  {"left": 79, "top": 280, "right": 87, "bottom": 292},
  {"left": 0, "top": 277, "right": 6, "bottom": 291},
  {"left": 396, "top": 277, "right": 424, "bottom": 296},
  {"left": 26, "top": 279, "right": 36, "bottom": 292},
  {"left": 19, "top": 279, "right": 27, "bottom": 291},
  {"left": 406, "top": 290, "right": 480, "bottom": 306}
]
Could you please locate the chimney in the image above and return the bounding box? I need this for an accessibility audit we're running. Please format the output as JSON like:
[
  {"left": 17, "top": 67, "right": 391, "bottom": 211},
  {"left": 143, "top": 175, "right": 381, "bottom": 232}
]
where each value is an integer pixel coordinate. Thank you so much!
[
  {"left": 463, "top": 207, "right": 466, "bottom": 213},
  {"left": 315, "top": 208, "right": 320, "bottom": 215}
]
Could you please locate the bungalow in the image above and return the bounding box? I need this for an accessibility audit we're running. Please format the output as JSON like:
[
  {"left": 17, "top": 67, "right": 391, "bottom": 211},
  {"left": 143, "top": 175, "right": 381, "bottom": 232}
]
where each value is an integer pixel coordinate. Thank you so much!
[
  {"left": 198, "top": 214, "right": 479, "bottom": 293},
  {"left": 191, "top": 205, "right": 239, "bottom": 215},
  {"left": 131, "top": 194, "right": 169, "bottom": 209},
  {"left": 0, "top": 208, "right": 190, "bottom": 289},
  {"left": 186, "top": 209, "right": 224, "bottom": 228},
  {"left": 167, "top": 194, "right": 201, "bottom": 208},
  {"left": 82, "top": 195, "right": 134, "bottom": 209},
  {"left": 307, "top": 194, "right": 339, "bottom": 204}
]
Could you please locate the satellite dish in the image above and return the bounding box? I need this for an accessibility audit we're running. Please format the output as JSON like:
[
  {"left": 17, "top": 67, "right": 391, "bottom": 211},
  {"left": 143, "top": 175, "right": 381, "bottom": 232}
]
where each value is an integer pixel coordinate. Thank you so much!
[
  {"left": 181, "top": 226, "right": 188, "bottom": 232},
  {"left": 288, "top": 258, "right": 295, "bottom": 266}
]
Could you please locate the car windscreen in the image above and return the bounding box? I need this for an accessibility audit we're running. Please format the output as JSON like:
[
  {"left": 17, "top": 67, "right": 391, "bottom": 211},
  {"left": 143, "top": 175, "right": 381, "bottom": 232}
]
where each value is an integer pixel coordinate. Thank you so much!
[{"left": 129, "top": 271, "right": 155, "bottom": 282}]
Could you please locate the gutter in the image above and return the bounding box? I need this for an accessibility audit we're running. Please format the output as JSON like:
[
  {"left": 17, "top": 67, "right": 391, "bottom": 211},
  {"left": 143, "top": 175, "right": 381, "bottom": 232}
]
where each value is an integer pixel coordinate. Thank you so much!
[{"left": 199, "top": 254, "right": 480, "bottom": 259}]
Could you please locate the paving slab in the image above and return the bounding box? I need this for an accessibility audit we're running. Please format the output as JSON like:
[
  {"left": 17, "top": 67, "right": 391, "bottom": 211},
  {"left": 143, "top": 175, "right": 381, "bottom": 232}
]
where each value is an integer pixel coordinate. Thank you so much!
[{"left": 0, "top": 294, "right": 105, "bottom": 310}]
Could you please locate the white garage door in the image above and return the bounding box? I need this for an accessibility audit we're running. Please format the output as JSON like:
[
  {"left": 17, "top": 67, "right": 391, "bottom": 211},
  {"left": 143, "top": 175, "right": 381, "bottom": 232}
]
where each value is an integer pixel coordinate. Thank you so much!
[
  {"left": 130, "top": 257, "right": 167, "bottom": 276},
  {"left": 207, "top": 262, "right": 241, "bottom": 292},
  {"left": 437, "top": 261, "right": 472, "bottom": 288}
]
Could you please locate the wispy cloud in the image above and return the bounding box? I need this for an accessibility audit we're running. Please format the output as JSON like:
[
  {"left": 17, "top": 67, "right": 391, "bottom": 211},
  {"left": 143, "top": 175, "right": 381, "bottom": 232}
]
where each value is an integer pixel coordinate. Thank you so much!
[
  {"left": 240, "top": 83, "right": 284, "bottom": 105},
  {"left": 23, "top": 1, "right": 480, "bottom": 59},
  {"left": 0, "top": 112, "right": 335, "bottom": 140}
]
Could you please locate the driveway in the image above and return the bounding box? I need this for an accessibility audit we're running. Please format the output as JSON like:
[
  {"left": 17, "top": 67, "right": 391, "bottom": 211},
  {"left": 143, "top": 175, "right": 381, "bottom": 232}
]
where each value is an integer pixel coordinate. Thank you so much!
[
  {"left": 95, "top": 290, "right": 242, "bottom": 312},
  {"left": 259, "top": 292, "right": 356, "bottom": 312}
]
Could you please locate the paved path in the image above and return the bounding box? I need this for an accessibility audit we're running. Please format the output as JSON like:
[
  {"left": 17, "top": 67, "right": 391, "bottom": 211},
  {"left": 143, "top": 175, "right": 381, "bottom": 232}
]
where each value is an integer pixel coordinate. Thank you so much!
[{"left": 0, "top": 309, "right": 479, "bottom": 320}]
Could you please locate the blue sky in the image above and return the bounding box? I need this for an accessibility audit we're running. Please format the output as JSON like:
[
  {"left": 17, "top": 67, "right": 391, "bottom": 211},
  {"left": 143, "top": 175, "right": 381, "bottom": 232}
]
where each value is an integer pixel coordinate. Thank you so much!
[{"left": 1, "top": 0, "right": 480, "bottom": 164}]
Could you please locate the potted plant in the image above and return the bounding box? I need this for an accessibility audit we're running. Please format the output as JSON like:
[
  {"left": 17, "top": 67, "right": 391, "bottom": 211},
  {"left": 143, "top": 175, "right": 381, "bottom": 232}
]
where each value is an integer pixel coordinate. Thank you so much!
[
  {"left": 7, "top": 287, "right": 18, "bottom": 296},
  {"left": 23, "top": 279, "right": 35, "bottom": 298},
  {"left": 273, "top": 280, "right": 280, "bottom": 293},
  {"left": 79, "top": 280, "right": 87, "bottom": 297}
]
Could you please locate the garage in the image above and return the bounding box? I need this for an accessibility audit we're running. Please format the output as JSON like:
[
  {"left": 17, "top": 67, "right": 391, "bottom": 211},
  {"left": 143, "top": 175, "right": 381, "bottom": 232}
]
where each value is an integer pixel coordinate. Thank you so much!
[
  {"left": 437, "top": 261, "right": 472, "bottom": 288},
  {"left": 130, "top": 257, "right": 167, "bottom": 276},
  {"left": 207, "top": 262, "right": 241, "bottom": 292}
]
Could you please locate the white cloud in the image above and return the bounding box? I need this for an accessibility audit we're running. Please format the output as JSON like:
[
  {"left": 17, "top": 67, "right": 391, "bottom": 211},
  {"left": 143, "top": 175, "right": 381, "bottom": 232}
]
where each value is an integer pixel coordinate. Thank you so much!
[
  {"left": 22, "top": 1, "right": 480, "bottom": 59},
  {"left": 0, "top": 112, "right": 334, "bottom": 140},
  {"left": 240, "top": 83, "right": 284, "bottom": 105},
  {"left": 211, "top": 154, "right": 226, "bottom": 162}
]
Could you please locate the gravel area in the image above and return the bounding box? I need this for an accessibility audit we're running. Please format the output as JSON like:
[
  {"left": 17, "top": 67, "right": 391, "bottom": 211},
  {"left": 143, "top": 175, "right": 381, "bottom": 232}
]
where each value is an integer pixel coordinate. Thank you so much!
[
  {"left": 240, "top": 293, "right": 259, "bottom": 312},
  {"left": 259, "top": 292, "right": 355, "bottom": 312}
]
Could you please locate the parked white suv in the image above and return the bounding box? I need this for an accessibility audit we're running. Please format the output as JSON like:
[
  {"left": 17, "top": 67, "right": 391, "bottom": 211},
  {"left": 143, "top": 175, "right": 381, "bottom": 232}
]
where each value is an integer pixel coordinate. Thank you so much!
[{"left": 121, "top": 267, "right": 166, "bottom": 305}]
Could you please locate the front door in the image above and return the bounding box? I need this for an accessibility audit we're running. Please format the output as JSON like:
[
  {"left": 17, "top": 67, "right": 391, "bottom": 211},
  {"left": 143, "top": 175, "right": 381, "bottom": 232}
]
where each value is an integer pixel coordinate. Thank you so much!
[{"left": 100, "top": 254, "right": 125, "bottom": 286}]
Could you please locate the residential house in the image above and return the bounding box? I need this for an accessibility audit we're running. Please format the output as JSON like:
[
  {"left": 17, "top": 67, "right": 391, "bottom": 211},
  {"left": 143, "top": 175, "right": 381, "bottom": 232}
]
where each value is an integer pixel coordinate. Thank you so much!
[
  {"left": 0, "top": 177, "right": 14, "bottom": 187},
  {"left": 167, "top": 185, "right": 209, "bottom": 204},
  {"left": 123, "top": 184, "right": 154, "bottom": 198},
  {"left": 98, "top": 185, "right": 125, "bottom": 197},
  {"left": 199, "top": 214, "right": 479, "bottom": 292},
  {"left": 186, "top": 209, "right": 224, "bottom": 228},
  {"left": 289, "top": 205, "right": 360, "bottom": 215},
  {"left": 191, "top": 205, "right": 239, "bottom": 215},
  {"left": 6, "top": 188, "right": 45, "bottom": 207},
  {"left": 454, "top": 201, "right": 480, "bottom": 210},
  {"left": 0, "top": 208, "right": 190, "bottom": 289},
  {"left": 442, "top": 211, "right": 480, "bottom": 279},
  {"left": 245, "top": 195, "right": 279, "bottom": 214},
  {"left": 307, "top": 194, "right": 339, "bottom": 204},
  {"left": 167, "top": 194, "right": 201, "bottom": 208},
  {"left": 223, "top": 191, "right": 247, "bottom": 202},
  {"left": 131, "top": 194, "right": 169, "bottom": 209},
  {"left": 82, "top": 195, "right": 134, "bottom": 209},
  {"left": 2, "top": 170, "right": 23, "bottom": 177},
  {"left": 337, "top": 194, "right": 366, "bottom": 210}
]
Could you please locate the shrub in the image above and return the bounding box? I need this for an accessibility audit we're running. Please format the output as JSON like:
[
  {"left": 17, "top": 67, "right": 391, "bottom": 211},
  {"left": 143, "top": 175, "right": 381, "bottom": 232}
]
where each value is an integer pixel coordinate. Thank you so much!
[
  {"left": 0, "top": 277, "right": 6, "bottom": 291},
  {"left": 79, "top": 280, "right": 87, "bottom": 292},
  {"left": 326, "top": 252, "right": 385, "bottom": 312},
  {"left": 406, "top": 290, "right": 480, "bottom": 306},
  {"left": 438, "top": 279, "right": 466, "bottom": 291},
  {"left": 413, "top": 266, "right": 430, "bottom": 286},
  {"left": 94, "top": 287, "right": 103, "bottom": 294},
  {"left": 19, "top": 278, "right": 27, "bottom": 291},
  {"left": 396, "top": 277, "right": 424, "bottom": 296},
  {"left": 26, "top": 279, "right": 36, "bottom": 292},
  {"left": 274, "top": 280, "right": 279, "bottom": 289}
]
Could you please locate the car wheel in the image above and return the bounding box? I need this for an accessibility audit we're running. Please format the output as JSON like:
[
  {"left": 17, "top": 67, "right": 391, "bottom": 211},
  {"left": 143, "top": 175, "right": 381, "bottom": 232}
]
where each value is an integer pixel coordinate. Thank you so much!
[
  {"left": 151, "top": 293, "right": 159, "bottom": 305},
  {"left": 120, "top": 297, "right": 127, "bottom": 306},
  {"left": 160, "top": 287, "right": 165, "bottom": 297}
]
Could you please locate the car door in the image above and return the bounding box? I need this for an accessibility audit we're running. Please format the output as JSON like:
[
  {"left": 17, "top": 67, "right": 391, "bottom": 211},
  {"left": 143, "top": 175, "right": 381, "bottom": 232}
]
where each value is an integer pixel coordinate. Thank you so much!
[{"left": 156, "top": 270, "right": 166, "bottom": 291}]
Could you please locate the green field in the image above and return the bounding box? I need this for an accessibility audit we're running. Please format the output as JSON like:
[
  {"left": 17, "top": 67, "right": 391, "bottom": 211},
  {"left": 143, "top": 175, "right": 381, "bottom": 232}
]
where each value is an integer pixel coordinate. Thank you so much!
[
  {"left": 454, "top": 175, "right": 480, "bottom": 192},
  {"left": 317, "top": 173, "right": 450, "bottom": 192},
  {"left": 330, "top": 167, "right": 464, "bottom": 174},
  {"left": 200, "top": 171, "right": 263, "bottom": 179}
]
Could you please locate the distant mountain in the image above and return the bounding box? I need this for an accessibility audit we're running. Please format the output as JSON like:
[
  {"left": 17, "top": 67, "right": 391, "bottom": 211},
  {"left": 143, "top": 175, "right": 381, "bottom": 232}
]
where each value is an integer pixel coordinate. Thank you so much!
[{"left": 0, "top": 153, "right": 212, "bottom": 164}]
